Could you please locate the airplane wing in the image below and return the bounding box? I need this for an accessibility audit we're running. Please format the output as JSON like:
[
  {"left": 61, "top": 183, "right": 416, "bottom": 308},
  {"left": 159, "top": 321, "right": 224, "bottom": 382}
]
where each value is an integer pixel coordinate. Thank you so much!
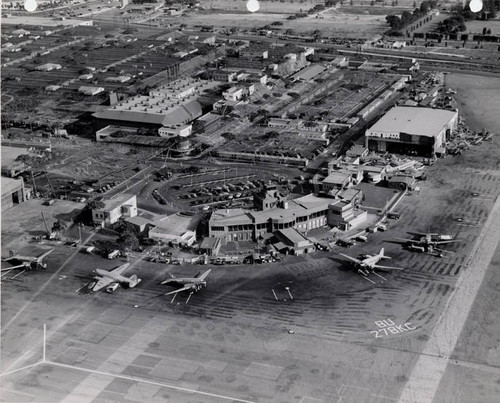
[
  {"left": 339, "top": 253, "right": 362, "bottom": 265},
  {"left": 197, "top": 269, "right": 212, "bottom": 282},
  {"left": 164, "top": 284, "right": 194, "bottom": 296},
  {"left": 37, "top": 249, "right": 54, "bottom": 260},
  {"left": 1, "top": 262, "right": 30, "bottom": 271},
  {"left": 1, "top": 263, "right": 29, "bottom": 272},
  {"left": 394, "top": 238, "right": 417, "bottom": 244},
  {"left": 2, "top": 256, "right": 22, "bottom": 263},
  {"left": 110, "top": 263, "right": 130, "bottom": 275},
  {"left": 92, "top": 276, "right": 112, "bottom": 292},
  {"left": 373, "top": 265, "right": 405, "bottom": 271},
  {"left": 433, "top": 240, "right": 458, "bottom": 244}
]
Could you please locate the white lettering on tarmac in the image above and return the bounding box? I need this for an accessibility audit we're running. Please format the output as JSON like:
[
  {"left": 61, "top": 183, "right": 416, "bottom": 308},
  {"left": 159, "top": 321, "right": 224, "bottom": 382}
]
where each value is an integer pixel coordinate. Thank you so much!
[{"left": 370, "top": 320, "right": 417, "bottom": 338}]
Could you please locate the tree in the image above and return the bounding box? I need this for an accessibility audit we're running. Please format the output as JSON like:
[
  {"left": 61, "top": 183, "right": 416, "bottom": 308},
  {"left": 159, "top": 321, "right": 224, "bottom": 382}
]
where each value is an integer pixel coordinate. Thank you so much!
[
  {"left": 88, "top": 199, "right": 105, "bottom": 210},
  {"left": 419, "top": 1, "right": 430, "bottom": 13},
  {"left": 117, "top": 232, "right": 139, "bottom": 251},
  {"left": 51, "top": 221, "right": 67, "bottom": 233}
]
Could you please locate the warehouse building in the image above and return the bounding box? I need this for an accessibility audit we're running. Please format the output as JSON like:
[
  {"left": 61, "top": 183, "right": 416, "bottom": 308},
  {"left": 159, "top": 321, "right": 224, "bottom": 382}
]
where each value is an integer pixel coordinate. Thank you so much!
[
  {"left": 365, "top": 107, "right": 458, "bottom": 157},
  {"left": 1, "top": 176, "right": 26, "bottom": 212},
  {"left": 92, "top": 78, "right": 217, "bottom": 131}
]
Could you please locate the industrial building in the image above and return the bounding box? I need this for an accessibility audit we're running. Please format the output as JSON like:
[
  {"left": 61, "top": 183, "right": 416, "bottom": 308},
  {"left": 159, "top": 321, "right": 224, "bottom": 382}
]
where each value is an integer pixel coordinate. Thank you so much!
[
  {"left": 92, "top": 77, "right": 217, "bottom": 131},
  {"left": 365, "top": 107, "right": 458, "bottom": 157},
  {"left": 1, "top": 176, "right": 26, "bottom": 212}
]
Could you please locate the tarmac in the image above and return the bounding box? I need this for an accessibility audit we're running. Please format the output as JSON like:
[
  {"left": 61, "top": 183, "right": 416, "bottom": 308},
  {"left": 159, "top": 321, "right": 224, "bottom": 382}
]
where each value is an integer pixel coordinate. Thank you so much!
[{"left": 2, "top": 139, "right": 500, "bottom": 403}]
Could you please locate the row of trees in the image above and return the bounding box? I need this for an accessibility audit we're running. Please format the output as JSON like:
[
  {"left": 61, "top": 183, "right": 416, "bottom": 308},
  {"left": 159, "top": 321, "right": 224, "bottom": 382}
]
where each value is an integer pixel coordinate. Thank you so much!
[
  {"left": 385, "top": 0, "right": 437, "bottom": 34},
  {"left": 437, "top": 2, "right": 496, "bottom": 35}
]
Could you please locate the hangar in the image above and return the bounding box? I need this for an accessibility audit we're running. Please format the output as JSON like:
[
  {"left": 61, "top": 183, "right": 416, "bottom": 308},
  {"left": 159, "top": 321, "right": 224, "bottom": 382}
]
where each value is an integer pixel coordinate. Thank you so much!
[
  {"left": 1, "top": 177, "right": 26, "bottom": 212},
  {"left": 365, "top": 107, "right": 458, "bottom": 157}
]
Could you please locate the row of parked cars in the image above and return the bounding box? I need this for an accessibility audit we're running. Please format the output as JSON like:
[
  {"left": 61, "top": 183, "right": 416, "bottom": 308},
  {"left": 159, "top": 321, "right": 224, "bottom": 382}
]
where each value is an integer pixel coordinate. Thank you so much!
[{"left": 96, "top": 181, "right": 120, "bottom": 194}]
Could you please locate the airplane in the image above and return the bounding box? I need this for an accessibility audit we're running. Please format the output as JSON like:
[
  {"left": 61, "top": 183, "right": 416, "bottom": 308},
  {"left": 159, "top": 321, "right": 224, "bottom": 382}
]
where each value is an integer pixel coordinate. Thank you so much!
[
  {"left": 160, "top": 269, "right": 212, "bottom": 303},
  {"left": 2, "top": 249, "right": 54, "bottom": 273},
  {"left": 407, "top": 230, "right": 455, "bottom": 243},
  {"left": 339, "top": 248, "right": 404, "bottom": 284},
  {"left": 405, "top": 243, "right": 452, "bottom": 258},
  {"left": 88, "top": 263, "right": 142, "bottom": 293},
  {"left": 394, "top": 231, "right": 458, "bottom": 255}
]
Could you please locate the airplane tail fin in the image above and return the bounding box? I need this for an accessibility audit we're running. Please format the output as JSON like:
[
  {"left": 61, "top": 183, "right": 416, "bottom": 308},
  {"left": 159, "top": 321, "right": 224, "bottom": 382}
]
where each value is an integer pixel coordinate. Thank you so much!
[
  {"left": 198, "top": 269, "right": 212, "bottom": 281},
  {"left": 128, "top": 274, "right": 141, "bottom": 288},
  {"left": 379, "top": 248, "right": 391, "bottom": 260}
]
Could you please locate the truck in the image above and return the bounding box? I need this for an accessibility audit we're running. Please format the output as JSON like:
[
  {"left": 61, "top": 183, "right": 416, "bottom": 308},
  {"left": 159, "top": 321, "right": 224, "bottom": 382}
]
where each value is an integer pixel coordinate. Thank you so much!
[
  {"left": 107, "top": 249, "right": 120, "bottom": 259},
  {"left": 387, "top": 212, "right": 401, "bottom": 220},
  {"left": 84, "top": 245, "right": 96, "bottom": 254}
]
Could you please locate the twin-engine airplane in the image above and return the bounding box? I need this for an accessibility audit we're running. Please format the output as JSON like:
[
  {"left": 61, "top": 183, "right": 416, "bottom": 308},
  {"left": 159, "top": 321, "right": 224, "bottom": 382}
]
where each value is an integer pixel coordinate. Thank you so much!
[
  {"left": 397, "top": 230, "right": 457, "bottom": 247},
  {"left": 339, "top": 248, "right": 404, "bottom": 284},
  {"left": 394, "top": 231, "right": 458, "bottom": 257},
  {"left": 2, "top": 249, "right": 54, "bottom": 274},
  {"left": 160, "top": 269, "right": 212, "bottom": 303},
  {"left": 90, "top": 263, "right": 142, "bottom": 293}
]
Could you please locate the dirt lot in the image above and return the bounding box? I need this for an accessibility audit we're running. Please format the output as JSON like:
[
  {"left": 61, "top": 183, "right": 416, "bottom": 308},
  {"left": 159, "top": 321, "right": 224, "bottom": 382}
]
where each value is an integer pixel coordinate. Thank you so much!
[
  {"left": 162, "top": 6, "right": 391, "bottom": 38},
  {"left": 445, "top": 73, "right": 500, "bottom": 133}
]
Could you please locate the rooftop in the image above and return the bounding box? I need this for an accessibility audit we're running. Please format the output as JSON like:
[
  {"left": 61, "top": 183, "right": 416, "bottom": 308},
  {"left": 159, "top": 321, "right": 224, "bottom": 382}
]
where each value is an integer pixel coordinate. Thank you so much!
[
  {"left": 277, "top": 227, "right": 311, "bottom": 246},
  {"left": 290, "top": 64, "right": 326, "bottom": 82},
  {"left": 98, "top": 194, "right": 136, "bottom": 212},
  {"left": 154, "top": 213, "right": 200, "bottom": 236},
  {"left": 367, "top": 107, "right": 457, "bottom": 137},
  {"left": 323, "top": 172, "right": 351, "bottom": 185},
  {"left": 1, "top": 176, "right": 23, "bottom": 196}
]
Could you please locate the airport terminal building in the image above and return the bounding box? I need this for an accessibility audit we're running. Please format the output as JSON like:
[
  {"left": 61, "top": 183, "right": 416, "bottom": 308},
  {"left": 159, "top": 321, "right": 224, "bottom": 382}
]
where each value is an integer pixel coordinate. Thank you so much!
[{"left": 365, "top": 107, "right": 458, "bottom": 157}]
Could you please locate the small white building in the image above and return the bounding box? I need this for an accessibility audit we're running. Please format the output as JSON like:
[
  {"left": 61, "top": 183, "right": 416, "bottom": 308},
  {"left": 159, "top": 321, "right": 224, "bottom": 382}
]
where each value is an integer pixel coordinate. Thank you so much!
[
  {"left": 105, "top": 75, "right": 131, "bottom": 83},
  {"left": 92, "top": 194, "right": 137, "bottom": 226},
  {"left": 158, "top": 124, "right": 192, "bottom": 138},
  {"left": 147, "top": 213, "right": 197, "bottom": 246},
  {"left": 35, "top": 63, "right": 62, "bottom": 71},
  {"left": 79, "top": 73, "right": 93, "bottom": 80},
  {"left": 223, "top": 86, "right": 244, "bottom": 102},
  {"left": 45, "top": 85, "right": 61, "bottom": 92},
  {"left": 79, "top": 86, "right": 105, "bottom": 96}
]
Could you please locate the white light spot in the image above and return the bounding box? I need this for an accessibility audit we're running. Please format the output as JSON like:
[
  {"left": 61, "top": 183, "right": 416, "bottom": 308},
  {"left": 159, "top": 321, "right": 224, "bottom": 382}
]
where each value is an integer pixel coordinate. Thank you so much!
[
  {"left": 24, "top": 0, "right": 38, "bottom": 12},
  {"left": 469, "top": 0, "right": 483, "bottom": 12},
  {"left": 246, "top": 0, "right": 260, "bottom": 13}
]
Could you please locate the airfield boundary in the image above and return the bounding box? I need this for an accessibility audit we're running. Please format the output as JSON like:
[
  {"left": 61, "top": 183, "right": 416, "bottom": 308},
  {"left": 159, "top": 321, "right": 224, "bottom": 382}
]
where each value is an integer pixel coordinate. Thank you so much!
[{"left": 399, "top": 194, "right": 500, "bottom": 402}]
